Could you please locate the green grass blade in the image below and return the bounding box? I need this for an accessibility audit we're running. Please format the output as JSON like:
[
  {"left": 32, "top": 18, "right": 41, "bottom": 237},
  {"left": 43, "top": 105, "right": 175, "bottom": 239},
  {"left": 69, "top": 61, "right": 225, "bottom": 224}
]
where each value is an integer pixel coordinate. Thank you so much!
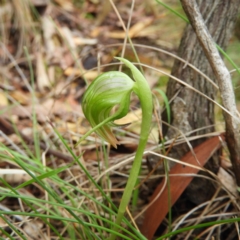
[
  {"left": 15, "top": 161, "right": 75, "bottom": 189},
  {"left": 154, "top": 88, "right": 171, "bottom": 124},
  {"left": 156, "top": 217, "right": 240, "bottom": 239},
  {"left": 24, "top": 46, "right": 41, "bottom": 161},
  {"left": 156, "top": 0, "right": 188, "bottom": 22},
  {"left": 0, "top": 178, "right": 63, "bottom": 239},
  {"left": 0, "top": 214, "right": 27, "bottom": 240},
  {"left": 0, "top": 227, "right": 16, "bottom": 240},
  {"left": 217, "top": 43, "right": 240, "bottom": 76},
  {"left": 156, "top": 0, "right": 240, "bottom": 76},
  {"left": 51, "top": 124, "right": 117, "bottom": 210}
]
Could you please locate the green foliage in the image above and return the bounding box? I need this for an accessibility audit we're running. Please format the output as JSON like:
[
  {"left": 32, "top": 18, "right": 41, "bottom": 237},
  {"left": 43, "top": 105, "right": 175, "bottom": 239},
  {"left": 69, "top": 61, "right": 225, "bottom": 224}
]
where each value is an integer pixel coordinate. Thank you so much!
[{"left": 82, "top": 57, "right": 153, "bottom": 239}]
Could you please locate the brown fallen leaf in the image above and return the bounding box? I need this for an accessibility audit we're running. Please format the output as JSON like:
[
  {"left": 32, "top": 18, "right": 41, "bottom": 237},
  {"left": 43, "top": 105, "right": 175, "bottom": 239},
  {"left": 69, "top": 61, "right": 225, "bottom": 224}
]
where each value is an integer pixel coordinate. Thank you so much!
[
  {"left": 10, "top": 90, "right": 30, "bottom": 105},
  {"left": 107, "top": 17, "right": 154, "bottom": 39},
  {"left": 73, "top": 37, "right": 98, "bottom": 46},
  {"left": 64, "top": 68, "right": 100, "bottom": 80},
  {"left": 0, "top": 91, "right": 8, "bottom": 106},
  {"left": 114, "top": 109, "right": 142, "bottom": 125},
  {"left": 53, "top": 0, "right": 73, "bottom": 11},
  {"left": 141, "top": 134, "right": 225, "bottom": 239},
  {"left": 0, "top": 169, "right": 31, "bottom": 185},
  {"left": 114, "top": 109, "right": 158, "bottom": 143}
]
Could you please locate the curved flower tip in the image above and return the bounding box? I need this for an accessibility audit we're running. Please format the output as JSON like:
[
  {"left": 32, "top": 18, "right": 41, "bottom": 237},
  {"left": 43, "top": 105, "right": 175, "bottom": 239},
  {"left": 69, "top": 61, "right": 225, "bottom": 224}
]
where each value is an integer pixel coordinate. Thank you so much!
[
  {"left": 100, "top": 125, "right": 119, "bottom": 149},
  {"left": 82, "top": 71, "right": 135, "bottom": 148}
]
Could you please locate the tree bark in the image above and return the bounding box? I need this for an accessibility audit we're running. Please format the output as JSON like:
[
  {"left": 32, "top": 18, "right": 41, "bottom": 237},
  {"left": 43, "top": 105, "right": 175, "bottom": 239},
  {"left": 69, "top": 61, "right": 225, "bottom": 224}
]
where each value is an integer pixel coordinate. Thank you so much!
[{"left": 163, "top": 0, "right": 240, "bottom": 204}]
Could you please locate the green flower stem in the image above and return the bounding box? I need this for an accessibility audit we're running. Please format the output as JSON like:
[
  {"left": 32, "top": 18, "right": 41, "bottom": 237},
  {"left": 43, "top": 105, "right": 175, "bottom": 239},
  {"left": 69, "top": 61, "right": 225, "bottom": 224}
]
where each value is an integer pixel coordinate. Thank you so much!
[
  {"left": 81, "top": 57, "right": 152, "bottom": 239},
  {"left": 108, "top": 58, "right": 153, "bottom": 240}
]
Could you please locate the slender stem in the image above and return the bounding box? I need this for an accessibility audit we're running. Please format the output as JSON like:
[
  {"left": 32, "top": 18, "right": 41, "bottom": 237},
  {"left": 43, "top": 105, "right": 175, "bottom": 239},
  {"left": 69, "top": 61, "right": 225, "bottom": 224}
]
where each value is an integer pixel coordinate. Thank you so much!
[
  {"left": 108, "top": 58, "right": 153, "bottom": 240},
  {"left": 81, "top": 57, "right": 152, "bottom": 239}
]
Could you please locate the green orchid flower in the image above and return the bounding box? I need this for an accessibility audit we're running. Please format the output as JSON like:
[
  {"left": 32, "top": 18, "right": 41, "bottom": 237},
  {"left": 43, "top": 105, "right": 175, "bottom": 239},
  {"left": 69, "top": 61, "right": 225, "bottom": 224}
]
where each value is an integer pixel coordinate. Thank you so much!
[
  {"left": 82, "top": 71, "right": 134, "bottom": 148},
  {"left": 80, "top": 57, "right": 153, "bottom": 239}
]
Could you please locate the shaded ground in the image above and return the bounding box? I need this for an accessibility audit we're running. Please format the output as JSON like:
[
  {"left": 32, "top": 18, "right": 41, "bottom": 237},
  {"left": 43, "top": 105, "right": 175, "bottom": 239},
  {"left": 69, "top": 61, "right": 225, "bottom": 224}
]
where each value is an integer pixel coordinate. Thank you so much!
[{"left": 0, "top": 1, "right": 239, "bottom": 239}]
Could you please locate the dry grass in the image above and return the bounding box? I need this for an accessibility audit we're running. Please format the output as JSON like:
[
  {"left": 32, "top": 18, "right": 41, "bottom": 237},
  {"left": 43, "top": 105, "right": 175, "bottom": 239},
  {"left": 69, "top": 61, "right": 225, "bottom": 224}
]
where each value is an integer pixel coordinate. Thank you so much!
[{"left": 0, "top": 1, "right": 239, "bottom": 239}]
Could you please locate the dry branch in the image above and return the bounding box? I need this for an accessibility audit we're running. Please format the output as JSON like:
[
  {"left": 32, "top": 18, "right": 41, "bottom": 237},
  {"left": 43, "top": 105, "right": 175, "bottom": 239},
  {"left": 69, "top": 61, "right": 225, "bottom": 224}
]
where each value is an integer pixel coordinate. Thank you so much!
[{"left": 180, "top": 0, "right": 240, "bottom": 186}]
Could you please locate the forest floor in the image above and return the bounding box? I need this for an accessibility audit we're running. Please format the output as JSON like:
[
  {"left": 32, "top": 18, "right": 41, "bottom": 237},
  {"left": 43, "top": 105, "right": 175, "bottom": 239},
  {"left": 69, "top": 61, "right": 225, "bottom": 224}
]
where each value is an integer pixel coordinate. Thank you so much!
[{"left": 0, "top": 1, "right": 240, "bottom": 239}]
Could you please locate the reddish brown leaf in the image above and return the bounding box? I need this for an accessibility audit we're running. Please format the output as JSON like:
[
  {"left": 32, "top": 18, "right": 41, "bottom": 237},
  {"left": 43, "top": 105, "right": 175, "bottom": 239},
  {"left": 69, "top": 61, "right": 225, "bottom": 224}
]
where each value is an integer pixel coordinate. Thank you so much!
[{"left": 141, "top": 134, "right": 225, "bottom": 239}]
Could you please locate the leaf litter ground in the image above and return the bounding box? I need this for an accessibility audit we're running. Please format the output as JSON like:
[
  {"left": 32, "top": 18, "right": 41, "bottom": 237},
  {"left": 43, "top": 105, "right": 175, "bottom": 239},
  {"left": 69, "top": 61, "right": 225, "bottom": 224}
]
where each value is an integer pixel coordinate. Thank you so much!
[{"left": 0, "top": 1, "right": 239, "bottom": 239}]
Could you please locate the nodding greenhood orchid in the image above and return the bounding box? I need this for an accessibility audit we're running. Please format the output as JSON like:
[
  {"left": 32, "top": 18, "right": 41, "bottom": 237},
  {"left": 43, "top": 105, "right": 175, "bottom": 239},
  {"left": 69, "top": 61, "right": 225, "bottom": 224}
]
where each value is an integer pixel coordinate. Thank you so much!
[
  {"left": 81, "top": 57, "right": 153, "bottom": 239},
  {"left": 82, "top": 71, "right": 134, "bottom": 148}
]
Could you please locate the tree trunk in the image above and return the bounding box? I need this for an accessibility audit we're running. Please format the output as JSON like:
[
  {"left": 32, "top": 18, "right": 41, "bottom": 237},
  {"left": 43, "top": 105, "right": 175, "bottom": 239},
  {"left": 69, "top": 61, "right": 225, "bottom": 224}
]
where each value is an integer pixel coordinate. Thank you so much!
[{"left": 163, "top": 0, "right": 240, "bottom": 204}]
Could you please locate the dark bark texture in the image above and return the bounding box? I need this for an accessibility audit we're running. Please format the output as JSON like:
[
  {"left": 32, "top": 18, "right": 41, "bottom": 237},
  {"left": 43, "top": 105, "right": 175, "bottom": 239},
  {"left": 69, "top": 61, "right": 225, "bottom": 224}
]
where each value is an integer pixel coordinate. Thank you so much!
[{"left": 163, "top": 0, "right": 240, "bottom": 204}]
